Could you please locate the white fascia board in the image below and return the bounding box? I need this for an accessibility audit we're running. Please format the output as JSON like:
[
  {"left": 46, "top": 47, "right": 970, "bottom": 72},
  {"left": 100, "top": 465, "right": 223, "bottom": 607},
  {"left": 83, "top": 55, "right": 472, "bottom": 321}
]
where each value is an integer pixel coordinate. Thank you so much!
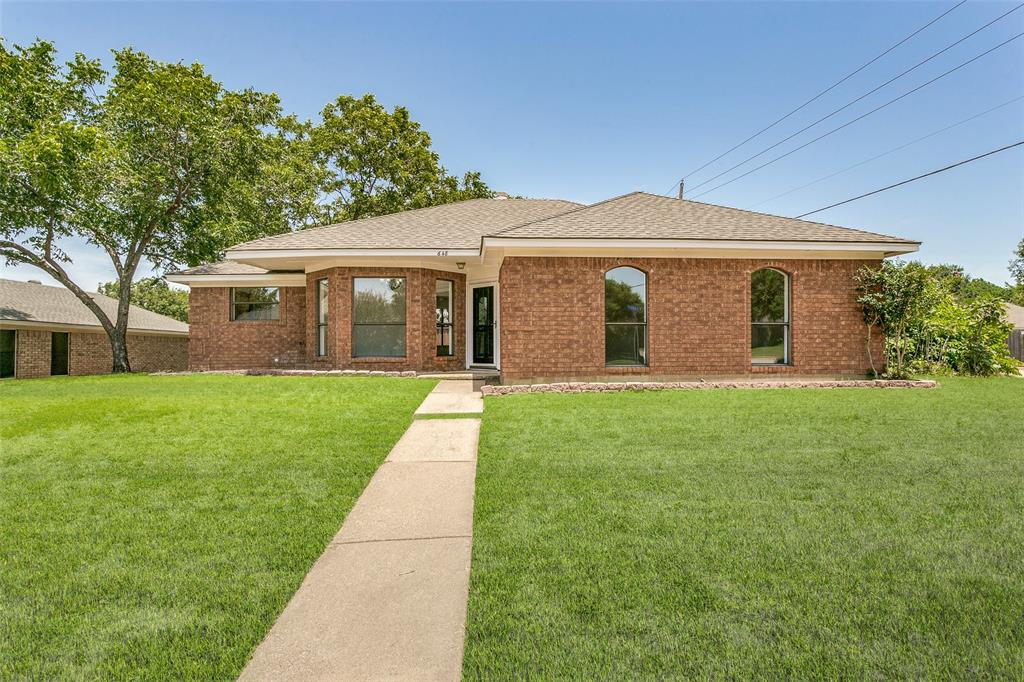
[
  {"left": 481, "top": 237, "right": 919, "bottom": 253},
  {"left": 164, "top": 273, "right": 308, "bottom": 287},
  {"left": 0, "top": 319, "right": 188, "bottom": 337},
  {"left": 225, "top": 248, "right": 480, "bottom": 259}
]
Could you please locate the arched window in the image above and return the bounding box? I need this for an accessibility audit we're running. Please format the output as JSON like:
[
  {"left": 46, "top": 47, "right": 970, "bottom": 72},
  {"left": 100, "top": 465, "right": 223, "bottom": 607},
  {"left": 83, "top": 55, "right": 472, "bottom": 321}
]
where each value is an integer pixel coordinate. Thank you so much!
[
  {"left": 751, "top": 268, "right": 789, "bottom": 365},
  {"left": 605, "top": 266, "right": 647, "bottom": 366}
]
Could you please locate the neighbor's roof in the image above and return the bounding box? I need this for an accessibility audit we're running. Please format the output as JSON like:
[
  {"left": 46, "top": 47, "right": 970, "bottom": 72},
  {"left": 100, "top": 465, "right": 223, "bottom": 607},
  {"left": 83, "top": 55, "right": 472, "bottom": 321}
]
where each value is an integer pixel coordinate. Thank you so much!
[
  {"left": 0, "top": 278, "right": 189, "bottom": 335},
  {"left": 229, "top": 198, "right": 582, "bottom": 251},
  {"left": 493, "top": 192, "right": 919, "bottom": 244},
  {"left": 1005, "top": 302, "right": 1024, "bottom": 329}
]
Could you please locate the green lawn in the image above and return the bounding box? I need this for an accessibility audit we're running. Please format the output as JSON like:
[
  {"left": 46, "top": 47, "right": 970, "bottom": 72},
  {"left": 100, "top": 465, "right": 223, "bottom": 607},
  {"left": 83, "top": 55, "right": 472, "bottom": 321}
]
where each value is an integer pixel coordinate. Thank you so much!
[
  {"left": 0, "top": 373, "right": 436, "bottom": 680},
  {"left": 463, "top": 377, "right": 1024, "bottom": 679}
]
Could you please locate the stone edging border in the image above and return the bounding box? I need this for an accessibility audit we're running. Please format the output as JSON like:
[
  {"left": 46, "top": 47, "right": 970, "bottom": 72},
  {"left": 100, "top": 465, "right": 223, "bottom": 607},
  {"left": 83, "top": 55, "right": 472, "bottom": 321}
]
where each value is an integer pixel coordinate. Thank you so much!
[
  {"left": 481, "top": 379, "right": 937, "bottom": 395},
  {"left": 245, "top": 369, "right": 420, "bottom": 378}
]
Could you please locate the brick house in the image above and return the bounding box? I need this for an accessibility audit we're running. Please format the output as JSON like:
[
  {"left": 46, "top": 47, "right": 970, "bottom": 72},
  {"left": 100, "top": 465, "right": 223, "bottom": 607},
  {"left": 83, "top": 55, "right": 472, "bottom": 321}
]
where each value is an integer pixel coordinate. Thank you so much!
[
  {"left": 168, "top": 192, "right": 919, "bottom": 381},
  {"left": 0, "top": 278, "right": 189, "bottom": 379}
]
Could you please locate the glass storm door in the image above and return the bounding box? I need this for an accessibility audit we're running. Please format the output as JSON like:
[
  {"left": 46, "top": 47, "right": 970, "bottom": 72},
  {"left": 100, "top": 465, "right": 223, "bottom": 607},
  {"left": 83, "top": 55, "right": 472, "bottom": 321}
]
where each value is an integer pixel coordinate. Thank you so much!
[{"left": 472, "top": 286, "right": 495, "bottom": 365}]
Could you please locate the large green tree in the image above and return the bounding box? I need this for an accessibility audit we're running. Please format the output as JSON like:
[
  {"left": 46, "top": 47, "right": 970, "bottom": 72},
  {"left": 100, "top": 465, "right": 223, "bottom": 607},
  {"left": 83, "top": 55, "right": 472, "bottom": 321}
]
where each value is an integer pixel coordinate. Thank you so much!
[
  {"left": 1009, "top": 238, "right": 1024, "bottom": 306},
  {"left": 97, "top": 277, "right": 189, "bottom": 323},
  {"left": 0, "top": 40, "right": 299, "bottom": 372},
  {"left": 307, "top": 94, "right": 490, "bottom": 224}
]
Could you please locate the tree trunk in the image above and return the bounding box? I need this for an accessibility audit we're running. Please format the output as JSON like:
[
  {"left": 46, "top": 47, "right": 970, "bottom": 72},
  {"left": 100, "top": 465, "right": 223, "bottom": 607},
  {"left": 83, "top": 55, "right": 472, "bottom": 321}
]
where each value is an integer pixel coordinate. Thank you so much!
[
  {"left": 865, "top": 318, "right": 878, "bottom": 378},
  {"left": 109, "top": 326, "right": 131, "bottom": 373},
  {"left": 110, "top": 273, "right": 134, "bottom": 373}
]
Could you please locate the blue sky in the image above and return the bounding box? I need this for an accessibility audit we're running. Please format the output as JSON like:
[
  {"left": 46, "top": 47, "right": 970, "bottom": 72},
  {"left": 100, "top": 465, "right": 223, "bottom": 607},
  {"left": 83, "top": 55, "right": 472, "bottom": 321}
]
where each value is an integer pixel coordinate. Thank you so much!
[{"left": 2, "top": 1, "right": 1022, "bottom": 288}]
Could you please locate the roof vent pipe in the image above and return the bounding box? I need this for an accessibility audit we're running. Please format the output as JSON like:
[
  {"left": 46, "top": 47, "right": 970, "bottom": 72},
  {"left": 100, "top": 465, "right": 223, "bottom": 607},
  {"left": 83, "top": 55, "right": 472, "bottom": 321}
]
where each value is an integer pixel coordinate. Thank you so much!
[{"left": 677, "top": 181, "right": 684, "bottom": 200}]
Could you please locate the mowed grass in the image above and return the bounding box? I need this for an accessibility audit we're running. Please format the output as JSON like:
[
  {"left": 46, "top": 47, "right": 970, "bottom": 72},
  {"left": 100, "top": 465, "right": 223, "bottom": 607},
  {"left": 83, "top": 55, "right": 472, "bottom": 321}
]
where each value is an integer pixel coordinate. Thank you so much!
[
  {"left": 463, "top": 377, "right": 1024, "bottom": 679},
  {"left": 0, "top": 373, "right": 435, "bottom": 680}
]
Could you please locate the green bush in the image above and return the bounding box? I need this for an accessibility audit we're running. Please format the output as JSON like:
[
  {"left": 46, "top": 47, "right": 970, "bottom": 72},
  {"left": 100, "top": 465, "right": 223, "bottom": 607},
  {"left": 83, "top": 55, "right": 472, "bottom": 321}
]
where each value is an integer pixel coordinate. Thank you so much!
[
  {"left": 918, "top": 295, "right": 1016, "bottom": 376},
  {"left": 856, "top": 262, "right": 1017, "bottom": 378}
]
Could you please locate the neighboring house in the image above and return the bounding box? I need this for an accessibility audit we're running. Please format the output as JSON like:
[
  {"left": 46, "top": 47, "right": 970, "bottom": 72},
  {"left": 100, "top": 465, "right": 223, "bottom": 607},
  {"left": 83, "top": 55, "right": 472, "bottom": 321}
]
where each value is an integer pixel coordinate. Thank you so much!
[
  {"left": 1006, "top": 302, "right": 1024, "bottom": 362},
  {"left": 0, "top": 278, "right": 189, "bottom": 379},
  {"left": 167, "top": 191, "right": 919, "bottom": 381}
]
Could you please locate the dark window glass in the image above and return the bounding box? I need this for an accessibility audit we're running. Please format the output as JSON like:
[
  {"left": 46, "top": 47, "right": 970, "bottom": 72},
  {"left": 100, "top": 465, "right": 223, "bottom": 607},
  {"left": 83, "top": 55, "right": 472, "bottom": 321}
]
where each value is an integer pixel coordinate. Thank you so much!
[
  {"left": 751, "top": 268, "right": 789, "bottom": 364},
  {"left": 231, "top": 287, "right": 280, "bottom": 321},
  {"left": 353, "top": 278, "right": 406, "bottom": 357},
  {"left": 436, "top": 280, "right": 454, "bottom": 357},
  {"left": 316, "top": 279, "right": 328, "bottom": 356},
  {"left": 605, "top": 266, "right": 647, "bottom": 366},
  {"left": 50, "top": 332, "right": 69, "bottom": 376},
  {"left": 1, "top": 329, "right": 15, "bottom": 378}
]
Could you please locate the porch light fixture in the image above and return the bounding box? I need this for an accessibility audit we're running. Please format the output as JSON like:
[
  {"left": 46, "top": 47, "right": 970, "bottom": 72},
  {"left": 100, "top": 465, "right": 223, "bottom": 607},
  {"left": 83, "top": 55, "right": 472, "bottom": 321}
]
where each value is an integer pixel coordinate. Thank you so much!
[{"left": 456, "top": 262, "right": 466, "bottom": 270}]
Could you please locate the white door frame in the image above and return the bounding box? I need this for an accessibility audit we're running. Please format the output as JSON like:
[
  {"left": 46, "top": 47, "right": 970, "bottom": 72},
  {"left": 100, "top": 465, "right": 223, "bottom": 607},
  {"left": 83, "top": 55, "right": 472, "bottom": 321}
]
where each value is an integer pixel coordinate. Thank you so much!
[{"left": 466, "top": 281, "right": 499, "bottom": 369}]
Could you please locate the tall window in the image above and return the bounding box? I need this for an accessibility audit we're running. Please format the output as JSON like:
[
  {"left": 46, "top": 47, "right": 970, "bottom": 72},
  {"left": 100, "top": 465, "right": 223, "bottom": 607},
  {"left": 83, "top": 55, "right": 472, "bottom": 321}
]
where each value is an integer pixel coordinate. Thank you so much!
[
  {"left": 231, "top": 287, "right": 280, "bottom": 321},
  {"left": 316, "top": 278, "right": 328, "bottom": 356},
  {"left": 605, "top": 266, "right": 647, "bottom": 366},
  {"left": 352, "top": 277, "right": 406, "bottom": 357},
  {"left": 436, "top": 280, "right": 454, "bottom": 357},
  {"left": 751, "top": 268, "right": 790, "bottom": 364}
]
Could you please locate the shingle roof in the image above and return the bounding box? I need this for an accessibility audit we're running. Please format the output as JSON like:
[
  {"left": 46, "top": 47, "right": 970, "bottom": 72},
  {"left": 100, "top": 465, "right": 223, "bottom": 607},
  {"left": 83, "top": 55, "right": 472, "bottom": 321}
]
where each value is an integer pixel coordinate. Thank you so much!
[
  {"left": 171, "top": 262, "right": 298, "bottom": 276},
  {"left": 0, "top": 278, "right": 189, "bottom": 334},
  {"left": 1005, "top": 302, "right": 1024, "bottom": 329},
  {"left": 493, "top": 192, "right": 919, "bottom": 243},
  {"left": 229, "top": 198, "right": 582, "bottom": 251}
]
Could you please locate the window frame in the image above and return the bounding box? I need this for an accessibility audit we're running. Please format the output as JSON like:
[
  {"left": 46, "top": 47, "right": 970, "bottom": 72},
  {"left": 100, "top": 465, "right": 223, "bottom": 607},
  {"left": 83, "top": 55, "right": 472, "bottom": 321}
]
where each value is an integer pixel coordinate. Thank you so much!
[
  {"left": 351, "top": 276, "right": 407, "bottom": 358},
  {"left": 604, "top": 266, "right": 648, "bottom": 368},
  {"left": 316, "top": 278, "right": 328, "bottom": 357},
  {"left": 230, "top": 287, "right": 281, "bottom": 322},
  {"left": 750, "top": 267, "right": 791, "bottom": 366},
  {"left": 435, "top": 279, "right": 455, "bottom": 357}
]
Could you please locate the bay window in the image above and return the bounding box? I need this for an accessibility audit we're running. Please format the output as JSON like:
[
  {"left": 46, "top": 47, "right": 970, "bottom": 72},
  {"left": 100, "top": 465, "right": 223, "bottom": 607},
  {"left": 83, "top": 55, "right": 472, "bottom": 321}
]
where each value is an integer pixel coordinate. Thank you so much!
[{"left": 352, "top": 277, "right": 406, "bottom": 357}]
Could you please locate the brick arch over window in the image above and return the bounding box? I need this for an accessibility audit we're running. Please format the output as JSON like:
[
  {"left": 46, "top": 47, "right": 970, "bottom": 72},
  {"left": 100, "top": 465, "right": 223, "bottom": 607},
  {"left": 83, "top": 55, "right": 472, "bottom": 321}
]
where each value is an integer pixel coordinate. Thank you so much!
[
  {"left": 751, "top": 267, "right": 790, "bottom": 365},
  {"left": 604, "top": 266, "right": 648, "bottom": 367}
]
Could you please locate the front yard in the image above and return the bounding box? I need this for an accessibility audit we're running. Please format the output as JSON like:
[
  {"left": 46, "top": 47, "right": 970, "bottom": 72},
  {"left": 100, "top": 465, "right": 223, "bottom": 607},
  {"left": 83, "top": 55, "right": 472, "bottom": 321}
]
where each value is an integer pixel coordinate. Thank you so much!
[
  {"left": 463, "top": 377, "right": 1024, "bottom": 678},
  {"left": 0, "top": 374, "right": 436, "bottom": 680}
]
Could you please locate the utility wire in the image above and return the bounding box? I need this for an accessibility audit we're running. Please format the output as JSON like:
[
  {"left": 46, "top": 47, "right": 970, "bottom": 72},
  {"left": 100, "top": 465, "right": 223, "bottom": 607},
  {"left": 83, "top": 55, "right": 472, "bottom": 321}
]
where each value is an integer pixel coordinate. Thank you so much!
[
  {"left": 749, "top": 95, "right": 1024, "bottom": 208},
  {"left": 666, "top": 0, "right": 968, "bottom": 195},
  {"left": 794, "top": 140, "right": 1024, "bottom": 218},
  {"left": 684, "top": 2, "right": 1024, "bottom": 196},
  {"left": 689, "top": 30, "right": 1024, "bottom": 200}
]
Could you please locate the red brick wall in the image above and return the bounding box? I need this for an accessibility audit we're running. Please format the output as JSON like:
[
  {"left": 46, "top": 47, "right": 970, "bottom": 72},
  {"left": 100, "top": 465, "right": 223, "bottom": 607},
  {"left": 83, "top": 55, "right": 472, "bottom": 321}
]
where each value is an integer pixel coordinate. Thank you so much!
[
  {"left": 9, "top": 329, "right": 50, "bottom": 378},
  {"left": 188, "top": 286, "right": 307, "bottom": 370},
  {"left": 71, "top": 332, "right": 189, "bottom": 375},
  {"left": 187, "top": 267, "right": 466, "bottom": 372},
  {"left": 6, "top": 328, "right": 187, "bottom": 378},
  {"left": 498, "top": 256, "right": 883, "bottom": 380}
]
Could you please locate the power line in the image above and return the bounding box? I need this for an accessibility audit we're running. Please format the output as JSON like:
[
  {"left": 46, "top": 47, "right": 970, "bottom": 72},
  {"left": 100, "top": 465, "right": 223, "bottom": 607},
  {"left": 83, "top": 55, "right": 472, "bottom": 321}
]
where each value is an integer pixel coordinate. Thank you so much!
[
  {"left": 794, "top": 140, "right": 1024, "bottom": 218},
  {"left": 688, "top": 30, "right": 1024, "bottom": 200},
  {"left": 749, "top": 95, "right": 1024, "bottom": 208},
  {"left": 666, "top": 0, "right": 968, "bottom": 195},
  {"left": 683, "top": 2, "right": 1024, "bottom": 196}
]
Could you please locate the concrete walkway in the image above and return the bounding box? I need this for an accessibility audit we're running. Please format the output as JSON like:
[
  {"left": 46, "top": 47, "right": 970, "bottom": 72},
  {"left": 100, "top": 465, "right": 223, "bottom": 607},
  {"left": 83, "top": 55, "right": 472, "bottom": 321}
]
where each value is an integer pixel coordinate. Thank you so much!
[
  {"left": 414, "top": 380, "right": 483, "bottom": 415},
  {"left": 239, "top": 382, "right": 482, "bottom": 682}
]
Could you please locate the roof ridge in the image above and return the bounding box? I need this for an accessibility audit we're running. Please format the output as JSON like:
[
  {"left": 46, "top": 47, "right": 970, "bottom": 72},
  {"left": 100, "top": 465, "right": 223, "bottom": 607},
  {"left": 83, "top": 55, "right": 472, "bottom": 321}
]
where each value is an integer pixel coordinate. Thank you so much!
[
  {"left": 487, "top": 191, "right": 645, "bottom": 237},
  {"left": 635, "top": 191, "right": 917, "bottom": 243}
]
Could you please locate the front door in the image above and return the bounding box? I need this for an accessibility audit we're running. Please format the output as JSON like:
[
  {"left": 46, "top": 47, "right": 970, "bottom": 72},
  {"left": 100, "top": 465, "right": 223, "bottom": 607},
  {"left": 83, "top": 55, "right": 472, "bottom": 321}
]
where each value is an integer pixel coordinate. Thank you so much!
[{"left": 472, "top": 286, "right": 494, "bottom": 365}]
